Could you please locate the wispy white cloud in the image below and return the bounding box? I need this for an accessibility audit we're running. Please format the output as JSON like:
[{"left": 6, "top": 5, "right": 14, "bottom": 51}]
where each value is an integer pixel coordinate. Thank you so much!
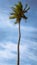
[
  {"left": 0, "top": 41, "right": 27, "bottom": 58},
  {"left": 0, "top": 42, "right": 17, "bottom": 59},
  {"left": 0, "top": 40, "right": 37, "bottom": 64},
  {"left": 0, "top": 41, "right": 27, "bottom": 65}
]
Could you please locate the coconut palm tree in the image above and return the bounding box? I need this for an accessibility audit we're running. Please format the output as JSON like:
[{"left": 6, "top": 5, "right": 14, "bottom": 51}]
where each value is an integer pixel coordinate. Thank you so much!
[{"left": 9, "top": 1, "right": 30, "bottom": 65}]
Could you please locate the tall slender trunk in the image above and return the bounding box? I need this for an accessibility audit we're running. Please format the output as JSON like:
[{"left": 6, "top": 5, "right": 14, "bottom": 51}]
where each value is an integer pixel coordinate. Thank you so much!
[{"left": 17, "top": 22, "right": 21, "bottom": 65}]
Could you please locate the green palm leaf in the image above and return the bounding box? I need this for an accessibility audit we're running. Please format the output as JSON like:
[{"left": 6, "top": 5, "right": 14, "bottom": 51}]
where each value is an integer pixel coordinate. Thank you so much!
[
  {"left": 9, "top": 15, "right": 17, "bottom": 19},
  {"left": 15, "top": 2, "right": 23, "bottom": 10},
  {"left": 23, "top": 15, "right": 28, "bottom": 19}
]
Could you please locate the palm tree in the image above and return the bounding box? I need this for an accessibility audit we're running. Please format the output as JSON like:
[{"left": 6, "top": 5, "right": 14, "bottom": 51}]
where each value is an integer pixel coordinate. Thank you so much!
[{"left": 9, "top": 1, "right": 30, "bottom": 65}]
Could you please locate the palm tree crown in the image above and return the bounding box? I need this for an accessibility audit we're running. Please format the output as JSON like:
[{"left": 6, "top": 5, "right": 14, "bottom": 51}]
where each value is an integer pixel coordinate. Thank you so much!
[{"left": 9, "top": 1, "right": 30, "bottom": 23}]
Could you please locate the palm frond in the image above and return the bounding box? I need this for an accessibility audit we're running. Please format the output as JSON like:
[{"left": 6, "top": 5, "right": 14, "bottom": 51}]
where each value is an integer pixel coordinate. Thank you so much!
[
  {"left": 14, "top": 18, "right": 21, "bottom": 24},
  {"left": 23, "top": 15, "right": 28, "bottom": 19},
  {"left": 9, "top": 15, "right": 17, "bottom": 19},
  {"left": 26, "top": 6, "right": 30, "bottom": 11},
  {"left": 15, "top": 2, "right": 23, "bottom": 10},
  {"left": 24, "top": 6, "right": 30, "bottom": 13},
  {"left": 10, "top": 12, "right": 15, "bottom": 15},
  {"left": 12, "top": 7, "right": 18, "bottom": 13},
  {"left": 11, "top": 7, "right": 20, "bottom": 15},
  {"left": 24, "top": 4, "right": 28, "bottom": 10},
  {"left": 14, "top": 21, "right": 17, "bottom": 24}
]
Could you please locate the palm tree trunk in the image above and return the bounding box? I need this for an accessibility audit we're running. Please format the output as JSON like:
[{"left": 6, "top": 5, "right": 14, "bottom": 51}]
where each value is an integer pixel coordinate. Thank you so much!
[{"left": 17, "top": 22, "right": 21, "bottom": 65}]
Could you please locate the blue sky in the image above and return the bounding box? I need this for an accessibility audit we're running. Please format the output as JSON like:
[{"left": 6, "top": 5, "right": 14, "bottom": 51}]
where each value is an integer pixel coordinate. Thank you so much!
[{"left": 0, "top": 0, "right": 37, "bottom": 65}]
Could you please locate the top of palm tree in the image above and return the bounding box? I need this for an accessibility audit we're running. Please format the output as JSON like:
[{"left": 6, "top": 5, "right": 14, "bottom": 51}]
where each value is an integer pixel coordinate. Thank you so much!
[{"left": 9, "top": 1, "right": 30, "bottom": 24}]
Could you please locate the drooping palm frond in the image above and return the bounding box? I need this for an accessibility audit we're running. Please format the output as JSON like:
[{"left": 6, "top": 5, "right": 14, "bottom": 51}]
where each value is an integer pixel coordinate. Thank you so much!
[
  {"left": 9, "top": 14, "right": 17, "bottom": 19},
  {"left": 14, "top": 18, "right": 21, "bottom": 24},
  {"left": 22, "top": 15, "right": 28, "bottom": 19}
]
